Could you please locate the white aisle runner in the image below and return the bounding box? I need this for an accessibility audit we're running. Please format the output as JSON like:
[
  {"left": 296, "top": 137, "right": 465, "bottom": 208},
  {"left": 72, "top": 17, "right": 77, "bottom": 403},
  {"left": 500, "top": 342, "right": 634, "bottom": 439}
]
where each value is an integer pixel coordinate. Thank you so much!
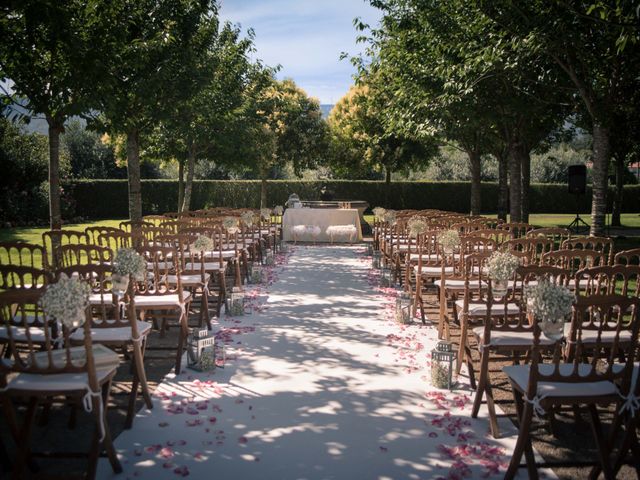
[{"left": 98, "top": 246, "right": 546, "bottom": 480}]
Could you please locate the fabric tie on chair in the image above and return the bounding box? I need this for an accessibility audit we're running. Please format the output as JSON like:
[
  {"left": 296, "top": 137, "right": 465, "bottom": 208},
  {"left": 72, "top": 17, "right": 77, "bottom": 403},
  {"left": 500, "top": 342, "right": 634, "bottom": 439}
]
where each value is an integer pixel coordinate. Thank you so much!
[
  {"left": 523, "top": 393, "right": 548, "bottom": 418},
  {"left": 82, "top": 387, "right": 106, "bottom": 441}
]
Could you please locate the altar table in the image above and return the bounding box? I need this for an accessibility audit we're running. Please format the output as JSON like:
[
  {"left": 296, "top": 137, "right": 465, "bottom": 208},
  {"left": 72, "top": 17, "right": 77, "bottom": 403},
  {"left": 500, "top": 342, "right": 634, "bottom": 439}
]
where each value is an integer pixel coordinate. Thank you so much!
[{"left": 282, "top": 208, "right": 363, "bottom": 243}]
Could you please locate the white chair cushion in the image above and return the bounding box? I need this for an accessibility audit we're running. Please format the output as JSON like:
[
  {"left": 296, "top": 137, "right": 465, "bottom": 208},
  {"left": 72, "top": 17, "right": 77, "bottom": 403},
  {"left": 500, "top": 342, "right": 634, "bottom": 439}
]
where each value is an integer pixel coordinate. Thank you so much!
[
  {"left": 134, "top": 291, "right": 191, "bottom": 308},
  {"left": 89, "top": 293, "right": 115, "bottom": 305},
  {"left": 5, "top": 367, "right": 115, "bottom": 393},
  {"left": 0, "top": 326, "right": 48, "bottom": 343},
  {"left": 202, "top": 262, "right": 225, "bottom": 271},
  {"left": 472, "top": 326, "right": 555, "bottom": 348},
  {"left": 577, "top": 329, "right": 634, "bottom": 344},
  {"left": 455, "top": 299, "right": 520, "bottom": 316},
  {"left": 70, "top": 320, "right": 152, "bottom": 343},
  {"left": 416, "top": 266, "right": 454, "bottom": 275},
  {"left": 504, "top": 363, "right": 618, "bottom": 398},
  {"left": 165, "top": 273, "right": 210, "bottom": 286}
]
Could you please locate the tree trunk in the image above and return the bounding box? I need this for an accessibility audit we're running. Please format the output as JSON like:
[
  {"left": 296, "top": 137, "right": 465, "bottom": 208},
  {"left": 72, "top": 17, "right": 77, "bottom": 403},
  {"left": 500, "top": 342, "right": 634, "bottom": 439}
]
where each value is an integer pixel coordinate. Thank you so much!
[
  {"left": 497, "top": 151, "right": 508, "bottom": 222},
  {"left": 126, "top": 129, "right": 142, "bottom": 222},
  {"left": 385, "top": 167, "right": 391, "bottom": 185},
  {"left": 590, "top": 123, "right": 610, "bottom": 236},
  {"left": 177, "top": 160, "right": 185, "bottom": 212},
  {"left": 508, "top": 142, "right": 522, "bottom": 223},
  {"left": 47, "top": 119, "right": 64, "bottom": 230},
  {"left": 468, "top": 151, "right": 482, "bottom": 216},
  {"left": 520, "top": 148, "right": 531, "bottom": 223},
  {"left": 181, "top": 146, "right": 196, "bottom": 213},
  {"left": 611, "top": 153, "right": 625, "bottom": 227},
  {"left": 259, "top": 162, "right": 268, "bottom": 209}
]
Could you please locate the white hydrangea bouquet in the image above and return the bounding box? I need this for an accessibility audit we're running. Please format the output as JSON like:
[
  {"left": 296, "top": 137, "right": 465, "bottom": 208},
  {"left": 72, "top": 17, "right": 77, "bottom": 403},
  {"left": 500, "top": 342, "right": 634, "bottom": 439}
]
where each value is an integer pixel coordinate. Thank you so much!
[
  {"left": 407, "top": 216, "right": 428, "bottom": 238},
  {"left": 373, "top": 207, "right": 387, "bottom": 221},
  {"left": 192, "top": 234, "right": 214, "bottom": 252},
  {"left": 273, "top": 205, "right": 284, "bottom": 216},
  {"left": 260, "top": 208, "right": 272, "bottom": 221},
  {"left": 437, "top": 229, "right": 460, "bottom": 254},
  {"left": 113, "top": 248, "right": 146, "bottom": 281},
  {"left": 487, "top": 251, "right": 520, "bottom": 281},
  {"left": 525, "top": 280, "right": 575, "bottom": 340},
  {"left": 223, "top": 216, "right": 239, "bottom": 234},
  {"left": 383, "top": 209, "right": 397, "bottom": 225},
  {"left": 241, "top": 211, "right": 256, "bottom": 228},
  {"left": 40, "top": 274, "right": 90, "bottom": 329}
]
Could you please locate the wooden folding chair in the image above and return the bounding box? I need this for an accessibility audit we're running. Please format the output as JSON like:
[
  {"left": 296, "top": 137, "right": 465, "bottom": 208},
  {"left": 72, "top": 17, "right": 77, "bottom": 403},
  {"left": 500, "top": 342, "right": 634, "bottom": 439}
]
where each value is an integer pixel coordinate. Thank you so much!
[
  {"left": 614, "top": 248, "right": 640, "bottom": 266},
  {"left": 498, "top": 222, "right": 534, "bottom": 238},
  {"left": 503, "top": 295, "right": 640, "bottom": 479},
  {"left": 0, "top": 290, "right": 122, "bottom": 479},
  {"left": 563, "top": 236, "right": 615, "bottom": 265},
  {"left": 0, "top": 242, "right": 47, "bottom": 270},
  {"left": 526, "top": 227, "right": 571, "bottom": 249}
]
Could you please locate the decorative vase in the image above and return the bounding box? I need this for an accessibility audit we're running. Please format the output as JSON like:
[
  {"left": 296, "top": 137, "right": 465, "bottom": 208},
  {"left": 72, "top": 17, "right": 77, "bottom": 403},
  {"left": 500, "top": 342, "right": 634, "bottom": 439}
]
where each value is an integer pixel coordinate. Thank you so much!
[
  {"left": 492, "top": 279, "right": 509, "bottom": 299},
  {"left": 540, "top": 317, "right": 566, "bottom": 341},
  {"left": 111, "top": 274, "right": 130, "bottom": 298}
]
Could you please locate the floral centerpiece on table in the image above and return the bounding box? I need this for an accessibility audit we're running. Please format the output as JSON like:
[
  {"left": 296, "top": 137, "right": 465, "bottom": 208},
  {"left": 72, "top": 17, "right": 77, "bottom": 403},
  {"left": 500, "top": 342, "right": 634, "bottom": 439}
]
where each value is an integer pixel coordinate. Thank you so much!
[
  {"left": 223, "top": 216, "right": 239, "bottom": 234},
  {"left": 437, "top": 229, "right": 460, "bottom": 254},
  {"left": 373, "top": 207, "right": 387, "bottom": 221},
  {"left": 40, "top": 274, "right": 90, "bottom": 329},
  {"left": 192, "top": 234, "right": 214, "bottom": 252},
  {"left": 407, "top": 216, "right": 428, "bottom": 238},
  {"left": 273, "top": 205, "right": 284, "bottom": 216},
  {"left": 487, "top": 251, "right": 520, "bottom": 298},
  {"left": 525, "top": 280, "right": 574, "bottom": 340},
  {"left": 241, "top": 211, "right": 256, "bottom": 228}
]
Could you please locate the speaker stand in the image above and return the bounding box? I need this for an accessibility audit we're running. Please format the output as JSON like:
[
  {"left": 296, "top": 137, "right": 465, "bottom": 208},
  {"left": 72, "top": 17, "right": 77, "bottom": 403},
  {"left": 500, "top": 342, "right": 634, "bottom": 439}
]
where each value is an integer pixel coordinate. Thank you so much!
[{"left": 567, "top": 213, "right": 589, "bottom": 234}]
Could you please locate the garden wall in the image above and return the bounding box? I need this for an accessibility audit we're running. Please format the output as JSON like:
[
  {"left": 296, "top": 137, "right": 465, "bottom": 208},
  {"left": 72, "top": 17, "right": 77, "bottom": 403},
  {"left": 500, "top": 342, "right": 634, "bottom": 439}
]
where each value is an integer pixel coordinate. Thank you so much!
[{"left": 62, "top": 180, "right": 640, "bottom": 219}]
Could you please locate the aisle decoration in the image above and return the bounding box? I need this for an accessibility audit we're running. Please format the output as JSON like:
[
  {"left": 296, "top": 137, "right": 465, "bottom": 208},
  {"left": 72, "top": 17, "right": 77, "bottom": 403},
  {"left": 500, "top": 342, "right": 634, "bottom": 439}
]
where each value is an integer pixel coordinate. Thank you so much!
[
  {"left": 40, "top": 273, "right": 90, "bottom": 329},
  {"left": 437, "top": 230, "right": 460, "bottom": 254},
  {"left": 487, "top": 251, "right": 519, "bottom": 299},
  {"left": 373, "top": 207, "right": 386, "bottom": 221},
  {"left": 260, "top": 208, "right": 271, "bottom": 222},
  {"left": 273, "top": 205, "right": 284, "bottom": 216},
  {"left": 191, "top": 235, "right": 214, "bottom": 252},
  {"left": 112, "top": 247, "right": 146, "bottom": 296},
  {"left": 241, "top": 211, "right": 256, "bottom": 228},
  {"left": 431, "top": 340, "right": 457, "bottom": 390},
  {"left": 407, "top": 216, "right": 428, "bottom": 238},
  {"left": 223, "top": 217, "right": 239, "bottom": 234},
  {"left": 186, "top": 328, "right": 217, "bottom": 372},
  {"left": 383, "top": 209, "right": 397, "bottom": 225},
  {"left": 525, "top": 279, "right": 574, "bottom": 340}
]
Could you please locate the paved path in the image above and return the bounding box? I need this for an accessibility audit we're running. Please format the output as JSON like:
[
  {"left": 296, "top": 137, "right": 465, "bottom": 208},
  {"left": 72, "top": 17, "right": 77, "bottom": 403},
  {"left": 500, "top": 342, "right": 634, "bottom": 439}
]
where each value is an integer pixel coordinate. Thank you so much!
[{"left": 98, "top": 246, "right": 537, "bottom": 479}]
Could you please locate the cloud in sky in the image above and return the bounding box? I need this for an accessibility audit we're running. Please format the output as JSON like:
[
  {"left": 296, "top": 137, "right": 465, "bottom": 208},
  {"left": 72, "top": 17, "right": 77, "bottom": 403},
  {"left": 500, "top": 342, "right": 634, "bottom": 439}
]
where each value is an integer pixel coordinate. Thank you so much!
[{"left": 219, "top": 0, "right": 382, "bottom": 104}]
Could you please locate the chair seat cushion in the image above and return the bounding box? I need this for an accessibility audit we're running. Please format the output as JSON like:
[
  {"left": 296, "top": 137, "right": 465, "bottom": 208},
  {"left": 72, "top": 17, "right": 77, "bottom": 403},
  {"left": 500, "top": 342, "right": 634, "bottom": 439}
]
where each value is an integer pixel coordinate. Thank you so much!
[
  {"left": 5, "top": 367, "right": 116, "bottom": 394},
  {"left": 202, "top": 262, "right": 225, "bottom": 271},
  {"left": 504, "top": 363, "right": 618, "bottom": 398},
  {"left": 577, "top": 329, "right": 634, "bottom": 344},
  {"left": 165, "top": 273, "right": 211, "bottom": 286},
  {"left": 70, "top": 320, "right": 152, "bottom": 343},
  {"left": 434, "top": 279, "right": 487, "bottom": 290},
  {"left": 455, "top": 299, "right": 520, "bottom": 316},
  {"left": 0, "top": 326, "right": 48, "bottom": 343},
  {"left": 416, "top": 265, "right": 454, "bottom": 275},
  {"left": 134, "top": 291, "right": 191, "bottom": 308},
  {"left": 472, "top": 326, "right": 555, "bottom": 348},
  {"left": 89, "top": 293, "right": 116, "bottom": 306}
]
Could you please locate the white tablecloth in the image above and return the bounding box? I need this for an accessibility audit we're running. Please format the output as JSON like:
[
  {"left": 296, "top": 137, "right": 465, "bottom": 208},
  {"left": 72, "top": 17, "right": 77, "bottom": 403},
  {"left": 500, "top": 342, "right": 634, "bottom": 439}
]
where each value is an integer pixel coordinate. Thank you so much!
[{"left": 282, "top": 208, "right": 363, "bottom": 243}]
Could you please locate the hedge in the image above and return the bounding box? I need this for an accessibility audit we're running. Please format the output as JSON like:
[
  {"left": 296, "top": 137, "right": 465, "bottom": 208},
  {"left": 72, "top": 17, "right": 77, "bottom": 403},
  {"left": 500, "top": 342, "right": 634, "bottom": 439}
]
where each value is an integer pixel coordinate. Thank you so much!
[{"left": 60, "top": 180, "right": 640, "bottom": 220}]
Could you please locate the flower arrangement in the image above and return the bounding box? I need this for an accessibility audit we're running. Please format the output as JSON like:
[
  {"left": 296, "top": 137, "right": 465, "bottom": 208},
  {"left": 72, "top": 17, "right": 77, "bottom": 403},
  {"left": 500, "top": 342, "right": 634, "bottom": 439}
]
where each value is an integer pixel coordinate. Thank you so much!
[
  {"left": 407, "top": 216, "right": 428, "bottom": 238},
  {"left": 273, "top": 205, "right": 284, "bottom": 216},
  {"left": 437, "top": 230, "right": 460, "bottom": 252},
  {"left": 373, "top": 207, "right": 387, "bottom": 221},
  {"left": 241, "top": 211, "right": 256, "bottom": 228},
  {"left": 192, "top": 234, "right": 214, "bottom": 252},
  {"left": 113, "top": 248, "right": 146, "bottom": 281},
  {"left": 383, "top": 209, "right": 397, "bottom": 225},
  {"left": 40, "top": 274, "right": 90, "bottom": 329},
  {"left": 525, "top": 280, "right": 574, "bottom": 340},
  {"left": 223, "top": 216, "right": 239, "bottom": 233},
  {"left": 487, "top": 251, "right": 520, "bottom": 281},
  {"left": 260, "top": 208, "right": 271, "bottom": 221}
]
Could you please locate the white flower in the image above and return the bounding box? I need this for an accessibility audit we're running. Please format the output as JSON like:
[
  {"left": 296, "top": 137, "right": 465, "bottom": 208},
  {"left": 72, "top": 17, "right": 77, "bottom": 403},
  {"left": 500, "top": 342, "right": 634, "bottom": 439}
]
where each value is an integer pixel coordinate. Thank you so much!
[
  {"left": 241, "top": 211, "right": 256, "bottom": 228},
  {"left": 40, "top": 273, "right": 90, "bottom": 329},
  {"left": 223, "top": 216, "right": 239, "bottom": 231},
  {"left": 260, "top": 208, "right": 272, "bottom": 221},
  {"left": 487, "top": 251, "right": 520, "bottom": 281},
  {"left": 273, "top": 205, "right": 284, "bottom": 216},
  {"left": 438, "top": 230, "right": 460, "bottom": 250},
  {"left": 373, "top": 207, "right": 387, "bottom": 221},
  {"left": 407, "top": 216, "right": 428, "bottom": 238},
  {"left": 192, "top": 235, "right": 214, "bottom": 252},
  {"left": 113, "top": 248, "right": 146, "bottom": 281},
  {"left": 383, "top": 210, "right": 397, "bottom": 225},
  {"left": 525, "top": 280, "right": 574, "bottom": 324}
]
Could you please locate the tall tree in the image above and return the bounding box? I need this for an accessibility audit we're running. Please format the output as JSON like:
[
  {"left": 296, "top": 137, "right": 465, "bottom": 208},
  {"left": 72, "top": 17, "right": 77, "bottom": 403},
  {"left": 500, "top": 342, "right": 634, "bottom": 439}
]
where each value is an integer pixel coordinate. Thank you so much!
[
  {"left": 0, "top": 0, "right": 110, "bottom": 229},
  {"left": 95, "top": 0, "right": 219, "bottom": 222}
]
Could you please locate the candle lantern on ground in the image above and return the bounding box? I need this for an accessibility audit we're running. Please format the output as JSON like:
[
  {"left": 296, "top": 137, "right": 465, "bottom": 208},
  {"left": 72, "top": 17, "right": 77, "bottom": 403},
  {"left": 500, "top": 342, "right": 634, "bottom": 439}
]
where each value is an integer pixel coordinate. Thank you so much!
[
  {"left": 228, "top": 286, "right": 245, "bottom": 316},
  {"left": 380, "top": 265, "right": 393, "bottom": 287},
  {"left": 264, "top": 248, "right": 275, "bottom": 266},
  {"left": 187, "top": 328, "right": 216, "bottom": 371},
  {"left": 431, "top": 340, "right": 457, "bottom": 390},
  {"left": 395, "top": 290, "right": 412, "bottom": 324},
  {"left": 372, "top": 251, "right": 382, "bottom": 270},
  {"left": 250, "top": 263, "right": 263, "bottom": 284}
]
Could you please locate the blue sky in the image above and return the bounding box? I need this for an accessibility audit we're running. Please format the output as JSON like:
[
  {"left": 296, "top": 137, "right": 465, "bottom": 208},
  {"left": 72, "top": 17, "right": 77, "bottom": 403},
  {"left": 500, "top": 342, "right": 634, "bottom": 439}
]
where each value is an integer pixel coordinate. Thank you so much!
[{"left": 219, "top": 0, "right": 382, "bottom": 104}]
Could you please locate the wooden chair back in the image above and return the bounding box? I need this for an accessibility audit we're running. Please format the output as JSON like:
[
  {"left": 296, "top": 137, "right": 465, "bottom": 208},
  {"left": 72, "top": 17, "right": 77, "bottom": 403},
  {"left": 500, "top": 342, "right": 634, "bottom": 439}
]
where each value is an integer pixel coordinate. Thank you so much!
[
  {"left": 526, "top": 227, "right": 571, "bottom": 248},
  {"left": 543, "top": 249, "right": 605, "bottom": 276},
  {"left": 562, "top": 236, "right": 614, "bottom": 265},
  {"left": 575, "top": 265, "right": 640, "bottom": 298},
  {"left": 58, "top": 244, "right": 113, "bottom": 269},
  {"left": 42, "top": 229, "right": 88, "bottom": 270},
  {"left": 0, "top": 265, "right": 48, "bottom": 292},
  {"left": 0, "top": 242, "right": 47, "bottom": 270},
  {"left": 502, "top": 237, "right": 555, "bottom": 266},
  {"left": 614, "top": 248, "right": 640, "bottom": 266},
  {"left": 473, "top": 228, "right": 514, "bottom": 245},
  {"left": 498, "top": 222, "right": 534, "bottom": 238},
  {"left": 85, "top": 226, "right": 121, "bottom": 246}
]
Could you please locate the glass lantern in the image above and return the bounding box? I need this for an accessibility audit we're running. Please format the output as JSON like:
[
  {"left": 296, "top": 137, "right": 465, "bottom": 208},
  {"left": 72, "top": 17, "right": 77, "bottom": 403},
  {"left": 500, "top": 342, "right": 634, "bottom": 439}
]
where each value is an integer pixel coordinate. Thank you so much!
[
  {"left": 395, "top": 290, "right": 412, "bottom": 324},
  {"left": 431, "top": 340, "right": 457, "bottom": 390},
  {"left": 250, "top": 263, "right": 263, "bottom": 284},
  {"left": 279, "top": 239, "right": 288, "bottom": 253},
  {"left": 264, "top": 248, "right": 275, "bottom": 266},
  {"left": 111, "top": 273, "right": 130, "bottom": 299},
  {"left": 187, "top": 328, "right": 216, "bottom": 371},
  {"left": 491, "top": 279, "right": 509, "bottom": 300},
  {"left": 372, "top": 251, "right": 382, "bottom": 270},
  {"left": 367, "top": 243, "right": 374, "bottom": 256},
  {"left": 228, "top": 286, "right": 245, "bottom": 316},
  {"left": 380, "top": 265, "right": 393, "bottom": 287}
]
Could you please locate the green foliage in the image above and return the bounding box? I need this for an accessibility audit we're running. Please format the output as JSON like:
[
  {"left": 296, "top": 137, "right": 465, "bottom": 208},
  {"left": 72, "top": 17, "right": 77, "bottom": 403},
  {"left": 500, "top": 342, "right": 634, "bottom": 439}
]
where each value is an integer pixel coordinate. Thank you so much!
[
  {"left": 62, "top": 121, "right": 125, "bottom": 178},
  {"left": 58, "top": 179, "right": 640, "bottom": 219}
]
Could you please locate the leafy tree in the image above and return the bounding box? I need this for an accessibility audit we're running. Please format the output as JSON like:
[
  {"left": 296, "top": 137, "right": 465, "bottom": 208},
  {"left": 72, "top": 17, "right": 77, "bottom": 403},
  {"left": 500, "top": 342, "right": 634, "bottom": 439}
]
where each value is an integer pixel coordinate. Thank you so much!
[
  {"left": 478, "top": 0, "right": 640, "bottom": 234},
  {"left": 0, "top": 0, "right": 111, "bottom": 228},
  {"left": 94, "top": 0, "right": 220, "bottom": 221},
  {"left": 62, "top": 120, "right": 124, "bottom": 179},
  {"left": 328, "top": 82, "right": 436, "bottom": 186}
]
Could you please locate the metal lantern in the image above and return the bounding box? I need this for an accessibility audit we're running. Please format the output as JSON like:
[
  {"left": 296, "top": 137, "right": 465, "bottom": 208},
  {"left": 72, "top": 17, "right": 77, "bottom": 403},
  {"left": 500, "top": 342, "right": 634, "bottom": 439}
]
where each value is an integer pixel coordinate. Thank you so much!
[
  {"left": 228, "top": 286, "right": 245, "bottom": 316},
  {"left": 249, "top": 263, "right": 263, "bottom": 284},
  {"left": 431, "top": 340, "right": 457, "bottom": 390},
  {"left": 187, "top": 328, "right": 216, "bottom": 371},
  {"left": 395, "top": 290, "right": 412, "bottom": 324},
  {"left": 372, "top": 251, "right": 382, "bottom": 270},
  {"left": 379, "top": 265, "right": 393, "bottom": 287},
  {"left": 367, "top": 243, "right": 374, "bottom": 256},
  {"left": 264, "top": 248, "right": 275, "bottom": 266},
  {"left": 279, "top": 239, "right": 289, "bottom": 253}
]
